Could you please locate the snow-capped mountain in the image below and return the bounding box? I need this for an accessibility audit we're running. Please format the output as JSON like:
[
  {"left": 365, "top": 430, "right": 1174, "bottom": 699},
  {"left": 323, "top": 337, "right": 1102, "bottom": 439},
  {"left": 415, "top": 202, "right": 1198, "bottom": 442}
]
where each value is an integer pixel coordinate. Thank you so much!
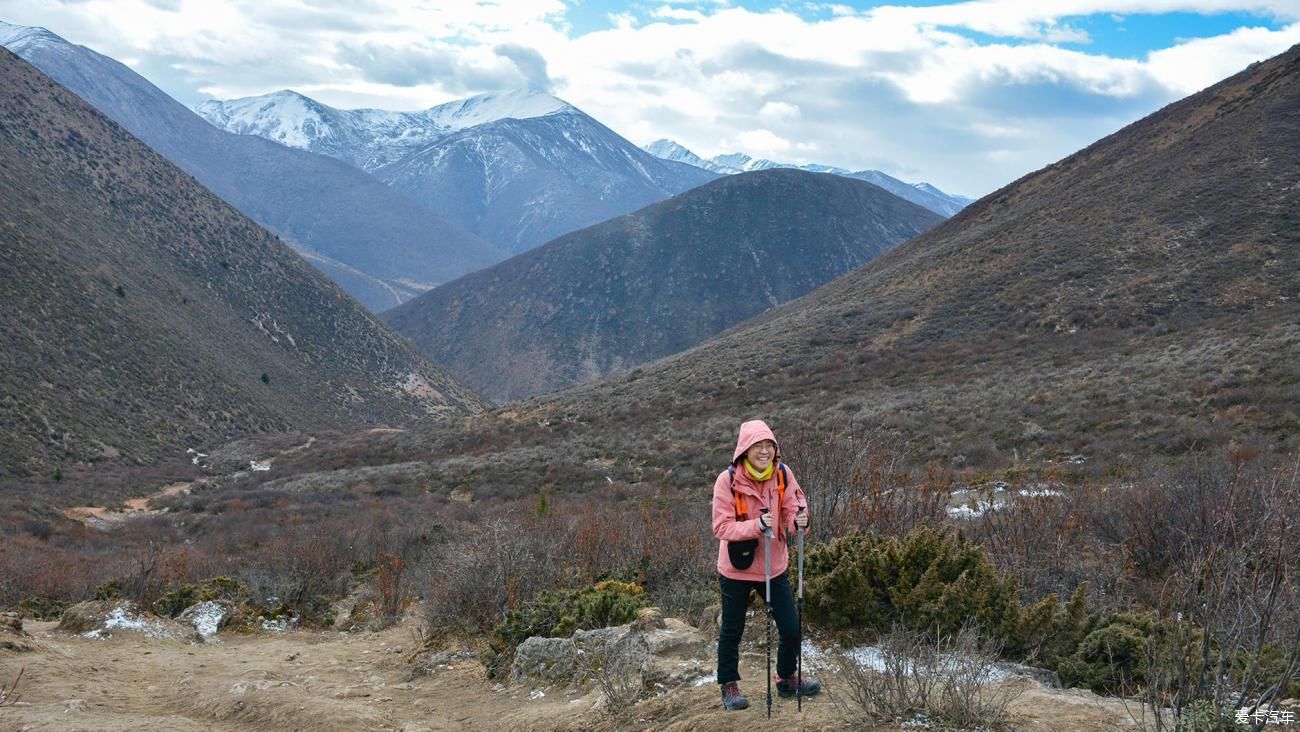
[
  {"left": 422, "top": 89, "right": 572, "bottom": 131},
  {"left": 642, "top": 139, "right": 737, "bottom": 174},
  {"left": 1, "top": 21, "right": 502, "bottom": 312},
  {"left": 0, "top": 19, "right": 61, "bottom": 54},
  {"left": 193, "top": 89, "right": 576, "bottom": 172},
  {"left": 374, "top": 112, "right": 718, "bottom": 254},
  {"left": 641, "top": 140, "right": 971, "bottom": 217},
  {"left": 199, "top": 89, "right": 719, "bottom": 254},
  {"left": 194, "top": 91, "right": 439, "bottom": 170}
]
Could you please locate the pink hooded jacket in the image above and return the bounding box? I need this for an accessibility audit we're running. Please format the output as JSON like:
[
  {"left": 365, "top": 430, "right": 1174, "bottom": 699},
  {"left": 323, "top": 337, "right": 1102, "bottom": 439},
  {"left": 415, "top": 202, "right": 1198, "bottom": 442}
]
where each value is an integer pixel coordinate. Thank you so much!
[{"left": 712, "top": 420, "right": 808, "bottom": 581}]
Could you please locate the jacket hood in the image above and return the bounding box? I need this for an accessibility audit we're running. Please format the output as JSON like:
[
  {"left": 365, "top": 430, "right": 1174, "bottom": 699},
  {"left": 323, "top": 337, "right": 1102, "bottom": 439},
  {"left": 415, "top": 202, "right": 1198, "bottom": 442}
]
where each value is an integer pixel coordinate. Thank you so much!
[{"left": 732, "top": 420, "right": 779, "bottom": 464}]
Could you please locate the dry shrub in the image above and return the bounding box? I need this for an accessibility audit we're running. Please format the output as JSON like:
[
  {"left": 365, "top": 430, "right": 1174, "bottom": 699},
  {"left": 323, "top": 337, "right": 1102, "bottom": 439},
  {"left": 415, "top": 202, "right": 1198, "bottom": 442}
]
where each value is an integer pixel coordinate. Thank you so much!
[
  {"left": 967, "top": 475, "right": 1126, "bottom": 604},
  {"left": 576, "top": 632, "right": 649, "bottom": 718},
  {"left": 0, "top": 535, "right": 111, "bottom": 608},
  {"left": 422, "top": 515, "right": 565, "bottom": 635},
  {"left": 421, "top": 497, "right": 715, "bottom": 641},
  {"left": 783, "top": 422, "right": 949, "bottom": 540},
  {"left": 0, "top": 667, "right": 23, "bottom": 708},
  {"left": 375, "top": 552, "right": 404, "bottom": 627},
  {"left": 1128, "top": 454, "right": 1300, "bottom": 730},
  {"left": 833, "top": 623, "right": 1021, "bottom": 730}
]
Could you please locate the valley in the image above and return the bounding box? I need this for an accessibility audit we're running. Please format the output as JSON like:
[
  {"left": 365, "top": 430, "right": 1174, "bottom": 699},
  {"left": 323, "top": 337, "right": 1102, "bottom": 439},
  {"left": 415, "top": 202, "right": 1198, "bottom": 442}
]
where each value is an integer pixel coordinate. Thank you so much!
[{"left": 1, "top": 11, "right": 1297, "bottom": 732}]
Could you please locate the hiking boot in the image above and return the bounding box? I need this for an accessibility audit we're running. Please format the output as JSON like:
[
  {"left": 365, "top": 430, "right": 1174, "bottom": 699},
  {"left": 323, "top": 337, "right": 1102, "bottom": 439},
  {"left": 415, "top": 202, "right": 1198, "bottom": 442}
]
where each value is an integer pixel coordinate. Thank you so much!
[
  {"left": 775, "top": 674, "right": 822, "bottom": 698},
  {"left": 721, "top": 681, "right": 749, "bottom": 710}
]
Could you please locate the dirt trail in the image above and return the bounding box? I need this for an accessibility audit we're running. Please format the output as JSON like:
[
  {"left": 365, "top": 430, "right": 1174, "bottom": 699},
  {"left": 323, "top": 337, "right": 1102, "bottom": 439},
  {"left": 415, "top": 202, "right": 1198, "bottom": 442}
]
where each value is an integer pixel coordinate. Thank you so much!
[
  {"left": 0, "top": 616, "right": 1139, "bottom": 732},
  {"left": 61, "top": 482, "right": 192, "bottom": 528}
]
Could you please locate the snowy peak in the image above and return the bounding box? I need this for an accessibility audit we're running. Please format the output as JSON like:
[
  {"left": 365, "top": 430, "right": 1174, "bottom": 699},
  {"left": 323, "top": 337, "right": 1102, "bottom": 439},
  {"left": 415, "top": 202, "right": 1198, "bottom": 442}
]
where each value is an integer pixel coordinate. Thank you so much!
[
  {"left": 711, "top": 152, "right": 753, "bottom": 172},
  {"left": 193, "top": 87, "right": 578, "bottom": 169},
  {"left": 642, "top": 139, "right": 970, "bottom": 217},
  {"left": 193, "top": 90, "right": 450, "bottom": 169},
  {"left": 194, "top": 90, "right": 345, "bottom": 149},
  {"left": 0, "top": 21, "right": 66, "bottom": 54},
  {"left": 644, "top": 138, "right": 703, "bottom": 164},
  {"left": 643, "top": 139, "right": 737, "bottom": 174},
  {"left": 421, "top": 89, "right": 574, "bottom": 131}
]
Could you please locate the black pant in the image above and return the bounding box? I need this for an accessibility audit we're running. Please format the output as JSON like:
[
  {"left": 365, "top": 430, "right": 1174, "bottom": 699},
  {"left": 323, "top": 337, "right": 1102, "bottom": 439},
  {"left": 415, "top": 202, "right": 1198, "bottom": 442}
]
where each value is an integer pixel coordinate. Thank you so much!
[{"left": 717, "top": 571, "right": 800, "bottom": 684}]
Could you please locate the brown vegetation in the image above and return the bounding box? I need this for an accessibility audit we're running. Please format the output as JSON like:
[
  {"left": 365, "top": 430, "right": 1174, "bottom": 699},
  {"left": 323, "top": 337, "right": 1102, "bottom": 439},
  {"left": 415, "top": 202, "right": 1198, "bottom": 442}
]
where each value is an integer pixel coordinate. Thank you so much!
[{"left": 0, "top": 47, "right": 485, "bottom": 479}]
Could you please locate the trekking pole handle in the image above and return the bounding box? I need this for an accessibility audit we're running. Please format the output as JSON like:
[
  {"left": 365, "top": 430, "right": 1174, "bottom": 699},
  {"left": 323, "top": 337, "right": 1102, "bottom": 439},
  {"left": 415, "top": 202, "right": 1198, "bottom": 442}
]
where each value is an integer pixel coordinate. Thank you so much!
[
  {"left": 796, "top": 504, "right": 807, "bottom": 534},
  {"left": 759, "top": 507, "right": 774, "bottom": 539}
]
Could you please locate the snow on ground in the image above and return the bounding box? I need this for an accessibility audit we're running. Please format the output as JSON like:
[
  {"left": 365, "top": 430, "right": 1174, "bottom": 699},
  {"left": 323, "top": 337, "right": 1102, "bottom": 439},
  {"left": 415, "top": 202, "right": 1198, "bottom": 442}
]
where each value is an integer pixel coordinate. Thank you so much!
[
  {"left": 81, "top": 604, "right": 188, "bottom": 640},
  {"left": 802, "top": 641, "right": 1011, "bottom": 681},
  {"left": 946, "top": 499, "right": 1007, "bottom": 518},
  {"left": 184, "top": 601, "right": 227, "bottom": 638}
]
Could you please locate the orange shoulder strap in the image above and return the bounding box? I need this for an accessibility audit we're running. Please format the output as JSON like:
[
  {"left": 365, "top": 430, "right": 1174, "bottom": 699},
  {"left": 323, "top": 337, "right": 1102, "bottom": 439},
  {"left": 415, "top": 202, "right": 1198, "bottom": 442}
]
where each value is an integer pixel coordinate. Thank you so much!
[
  {"left": 777, "top": 462, "right": 787, "bottom": 512},
  {"left": 728, "top": 465, "right": 746, "bottom": 518}
]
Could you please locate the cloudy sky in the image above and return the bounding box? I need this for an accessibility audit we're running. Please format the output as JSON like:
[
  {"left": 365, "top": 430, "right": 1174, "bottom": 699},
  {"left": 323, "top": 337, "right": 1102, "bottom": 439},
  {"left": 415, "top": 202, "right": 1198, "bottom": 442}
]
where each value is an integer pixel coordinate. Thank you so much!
[{"left": 2, "top": 1, "right": 1298, "bottom": 196}]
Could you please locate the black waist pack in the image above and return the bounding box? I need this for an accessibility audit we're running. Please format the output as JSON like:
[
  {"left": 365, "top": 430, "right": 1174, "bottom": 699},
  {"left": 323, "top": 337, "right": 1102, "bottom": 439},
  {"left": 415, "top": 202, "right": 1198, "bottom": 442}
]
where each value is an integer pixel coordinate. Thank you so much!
[{"left": 728, "top": 539, "right": 759, "bottom": 569}]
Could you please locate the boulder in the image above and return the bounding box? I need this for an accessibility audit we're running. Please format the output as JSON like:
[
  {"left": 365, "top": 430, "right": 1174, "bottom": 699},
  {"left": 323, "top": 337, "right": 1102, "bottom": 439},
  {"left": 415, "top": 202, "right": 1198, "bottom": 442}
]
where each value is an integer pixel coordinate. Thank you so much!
[
  {"left": 511, "top": 636, "right": 577, "bottom": 683},
  {"left": 1000, "top": 661, "right": 1063, "bottom": 689},
  {"left": 510, "top": 618, "right": 712, "bottom": 689},
  {"left": 57, "top": 600, "right": 194, "bottom": 640},
  {"left": 179, "top": 600, "right": 231, "bottom": 637},
  {"left": 631, "top": 606, "right": 665, "bottom": 631},
  {"left": 1, "top": 611, "right": 36, "bottom": 653}
]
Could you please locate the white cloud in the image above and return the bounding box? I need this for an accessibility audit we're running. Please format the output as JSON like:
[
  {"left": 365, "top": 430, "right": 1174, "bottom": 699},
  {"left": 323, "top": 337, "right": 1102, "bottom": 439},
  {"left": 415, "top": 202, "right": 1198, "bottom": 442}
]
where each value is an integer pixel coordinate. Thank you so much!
[
  {"left": 652, "top": 6, "right": 707, "bottom": 22},
  {"left": 2, "top": 0, "right": 1297, "bottom": 194},
  {"left": 1146, "top": 22, "right": 1300, "bottom": 92},
  {"left": 758, "top": 101, "right": 801, "bottom": 122},
  {"left": 731, "top": 128, "right": 793, "bottom": 156}
]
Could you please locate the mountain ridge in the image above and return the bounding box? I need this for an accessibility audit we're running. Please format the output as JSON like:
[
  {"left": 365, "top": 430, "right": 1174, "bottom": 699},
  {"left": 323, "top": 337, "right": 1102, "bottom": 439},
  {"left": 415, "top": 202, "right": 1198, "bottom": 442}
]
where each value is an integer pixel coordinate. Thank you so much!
[
  {"left": 0, "top": 21, "right": 502, "bottom": 312},
  {"left": 192, "top": 88, "right": 577, "bottom": 171},
  {"left": 0, "top": 46, "right": 486, "bottom": 477},
  {"left": 503, "top": 43, "right": 1300, "bottom": 466},
  {"left": 195, "top": 86, "right": 720, "bottom": 255},
  {"left": 384, "top": 169, "right": 944, "bottom": 402},
  {"left": 641, "top": 138, "right": 972, "bottom": 217}
]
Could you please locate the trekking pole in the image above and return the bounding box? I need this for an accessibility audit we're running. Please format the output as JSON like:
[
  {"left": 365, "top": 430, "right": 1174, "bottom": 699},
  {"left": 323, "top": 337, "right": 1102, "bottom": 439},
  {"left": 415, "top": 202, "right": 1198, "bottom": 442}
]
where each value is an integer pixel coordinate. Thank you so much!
[
  {"left": 796, "top": 504, "right": 806, "bottom": 713},
  {"left": 761, "top": 507, "right": 774, "bottom": 720}
]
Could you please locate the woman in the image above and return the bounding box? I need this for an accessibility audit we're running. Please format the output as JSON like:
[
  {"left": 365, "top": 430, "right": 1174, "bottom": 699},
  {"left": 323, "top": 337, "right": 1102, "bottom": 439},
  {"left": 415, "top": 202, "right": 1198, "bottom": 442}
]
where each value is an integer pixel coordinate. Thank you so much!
[{"left": 712, "top": 419, "right": 822, "bottom": 711}]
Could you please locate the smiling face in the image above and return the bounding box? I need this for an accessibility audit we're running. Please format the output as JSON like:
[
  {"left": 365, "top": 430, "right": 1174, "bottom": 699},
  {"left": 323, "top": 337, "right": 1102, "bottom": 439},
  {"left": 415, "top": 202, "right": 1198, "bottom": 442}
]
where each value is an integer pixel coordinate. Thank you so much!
[{"left": 745, "top": 439, "right": 776, "bottom": 472}]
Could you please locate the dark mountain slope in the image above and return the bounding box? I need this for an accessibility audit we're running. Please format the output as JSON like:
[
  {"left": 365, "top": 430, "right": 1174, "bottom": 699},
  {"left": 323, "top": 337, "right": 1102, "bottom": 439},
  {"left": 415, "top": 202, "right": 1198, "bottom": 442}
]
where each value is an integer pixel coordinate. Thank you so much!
[
  {"left": 0, "top": 48, "right": 486, "bottom": 478},
  {"left": 0, "top": 23, "right": 502, "bottom": 311},
  {"left": 510, "top": 44, "right": 1300, "bottom": 464},
  {"left": 384, "top": 169, "right": 943, "bottom": 402}
]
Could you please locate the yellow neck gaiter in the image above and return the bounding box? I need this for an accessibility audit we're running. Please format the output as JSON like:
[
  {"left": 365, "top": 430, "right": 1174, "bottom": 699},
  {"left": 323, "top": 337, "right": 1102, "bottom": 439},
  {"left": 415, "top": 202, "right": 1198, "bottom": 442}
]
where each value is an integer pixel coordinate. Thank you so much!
[{"left": 743, "top": 459, "right": 774, "bottom": 482}]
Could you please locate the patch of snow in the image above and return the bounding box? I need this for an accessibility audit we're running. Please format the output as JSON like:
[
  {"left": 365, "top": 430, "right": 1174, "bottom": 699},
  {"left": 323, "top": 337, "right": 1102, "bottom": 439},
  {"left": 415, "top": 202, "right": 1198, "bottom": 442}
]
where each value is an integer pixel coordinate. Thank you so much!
[
  {"left": 1017, "top": 487, "right": 1064, "bottom": 498},
  {"left": 691, "top": 673, "right": 718, "bottom": 687},
  {"left": 808, "top": 641, "right": 1010, "bottom": 682},
  {"left": 185, "top": 601, "right": 226, "bottom": 637},
  {"left": 250, "top": 460, "right": 271, "bottom": 472},
  {"left": 102, "top": 605, "right": 149, "bottom": 632},
  {"left": 82, "top": 604, "right": 185, "bottom": 640},
  {"left": 946, "top": 499, "right": 1006, "bottom": 519},
  {"left": 261, "top": 615, "right": 298, "bottom": 632},
  {"left": 529, "top": 689, "right": 546, "bottom": 700}
]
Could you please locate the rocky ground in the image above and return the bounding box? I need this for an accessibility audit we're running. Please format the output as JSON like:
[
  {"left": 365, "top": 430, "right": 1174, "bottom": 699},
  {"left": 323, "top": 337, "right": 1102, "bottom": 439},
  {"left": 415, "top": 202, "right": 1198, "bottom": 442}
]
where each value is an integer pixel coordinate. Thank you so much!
[{"left": 0, "top": 604, "right": 1147, "bottom": 732}]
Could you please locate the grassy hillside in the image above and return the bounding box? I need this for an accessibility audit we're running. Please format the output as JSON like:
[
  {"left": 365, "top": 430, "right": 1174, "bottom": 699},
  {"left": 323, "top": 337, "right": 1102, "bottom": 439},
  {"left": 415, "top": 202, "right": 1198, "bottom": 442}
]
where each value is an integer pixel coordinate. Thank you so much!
[
  {"left": 386, "top": 169, "right": 942, "bottom": 401},
  {"left": 0, "top": 48, "right": 486, "bottom": 479}
]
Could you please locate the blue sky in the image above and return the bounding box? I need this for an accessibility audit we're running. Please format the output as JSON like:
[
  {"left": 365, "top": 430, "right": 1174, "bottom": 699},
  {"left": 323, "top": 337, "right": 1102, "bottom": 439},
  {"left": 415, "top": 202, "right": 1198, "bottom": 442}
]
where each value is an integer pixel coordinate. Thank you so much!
[{"left": 1, "top": 0, "right": 1297, "bottom": 195}]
